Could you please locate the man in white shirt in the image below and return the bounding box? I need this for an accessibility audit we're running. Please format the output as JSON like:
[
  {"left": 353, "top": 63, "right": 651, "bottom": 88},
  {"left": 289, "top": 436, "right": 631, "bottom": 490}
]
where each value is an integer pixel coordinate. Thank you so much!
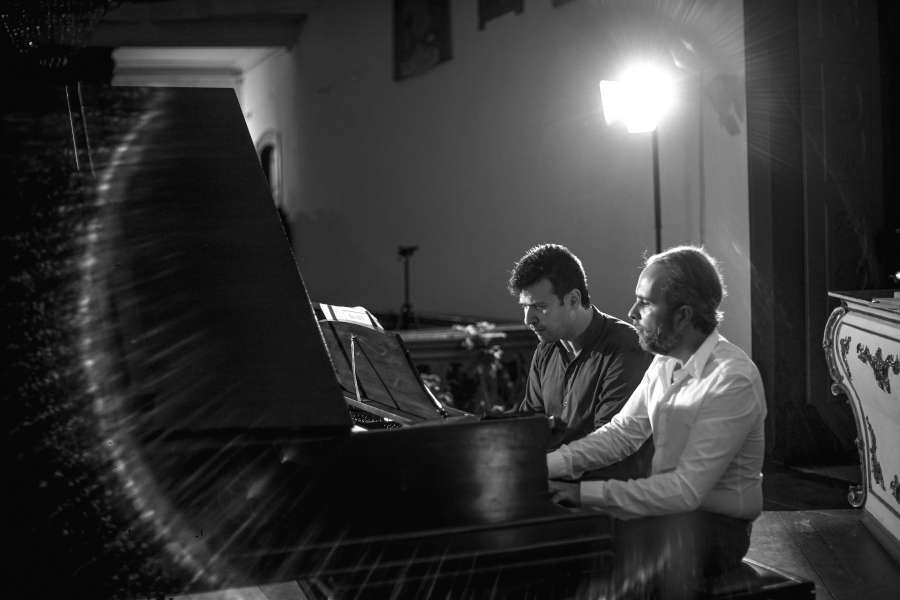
[{"left": 546, "top": 245, "right": 766, "bottom": 593}]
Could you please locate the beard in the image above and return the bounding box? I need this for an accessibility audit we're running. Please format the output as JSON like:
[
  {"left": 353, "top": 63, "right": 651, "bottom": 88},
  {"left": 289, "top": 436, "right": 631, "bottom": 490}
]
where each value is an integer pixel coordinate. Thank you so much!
[{"left": 636, "top": 315, "right": 681, "bottom": 355}]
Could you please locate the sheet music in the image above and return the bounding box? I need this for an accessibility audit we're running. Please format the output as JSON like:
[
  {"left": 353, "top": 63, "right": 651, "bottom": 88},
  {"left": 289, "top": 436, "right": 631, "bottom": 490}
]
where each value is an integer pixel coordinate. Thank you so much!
[{"left": 320, "top": 303, "right": 382, "bottom": 330}]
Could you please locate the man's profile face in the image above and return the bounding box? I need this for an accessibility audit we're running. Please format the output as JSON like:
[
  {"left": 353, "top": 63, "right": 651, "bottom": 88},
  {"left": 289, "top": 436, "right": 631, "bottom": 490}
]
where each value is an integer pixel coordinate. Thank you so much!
[
  {"left": 628, "top": 264, "right": 680, "bottom": 355},
  {"left": 518, "top": 278, "right": 571, "bottom": 344}
]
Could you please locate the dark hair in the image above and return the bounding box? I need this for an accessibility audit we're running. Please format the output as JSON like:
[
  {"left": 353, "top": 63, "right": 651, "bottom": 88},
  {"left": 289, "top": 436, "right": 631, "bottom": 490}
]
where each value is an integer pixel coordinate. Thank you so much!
[
  {"left": 508, "top": 244, "right": 590, "bottom": 307},
  {"left": 645, "top": 245, "right": 726, "bottom": 335}
]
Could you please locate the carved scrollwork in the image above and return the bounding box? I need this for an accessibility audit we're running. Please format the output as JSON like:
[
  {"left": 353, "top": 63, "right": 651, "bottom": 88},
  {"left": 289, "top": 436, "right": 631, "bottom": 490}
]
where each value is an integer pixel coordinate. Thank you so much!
[
  {"left": 833, "top": 381, "right": 868, "bottom": 508},
  {"left": 856, "top": 343, "right": 900, "bottom": 393},
  {"left": 823, "top": 307, "right": 848, "bottom": 383},
  {"left": 865, "top": 416, "right": 885, "bottom": 490},
  {"left": 849, "top": 418, "right": 866, "bottom": 510},
  {"left": 848, "top": 483, "right": 865, "bottom": 508}
]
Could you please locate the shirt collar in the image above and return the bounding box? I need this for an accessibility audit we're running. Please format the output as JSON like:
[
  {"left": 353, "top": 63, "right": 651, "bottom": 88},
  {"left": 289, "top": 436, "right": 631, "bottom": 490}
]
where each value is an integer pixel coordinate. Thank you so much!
[
  {"left": 668, "top": 329, "right": 721, "bottom": 381},
  {"left": 573, "top": 306, "right": 606, "bottom": 351},
  {"left": 554, "top": 306, "right": 606, "bottom": 359}
]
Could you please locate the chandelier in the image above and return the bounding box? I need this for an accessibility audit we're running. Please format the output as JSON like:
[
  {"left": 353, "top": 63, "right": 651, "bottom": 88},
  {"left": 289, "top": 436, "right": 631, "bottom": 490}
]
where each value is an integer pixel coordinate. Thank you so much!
[{"left": 1, "top": 0, "right": 121, "bottom": 69}]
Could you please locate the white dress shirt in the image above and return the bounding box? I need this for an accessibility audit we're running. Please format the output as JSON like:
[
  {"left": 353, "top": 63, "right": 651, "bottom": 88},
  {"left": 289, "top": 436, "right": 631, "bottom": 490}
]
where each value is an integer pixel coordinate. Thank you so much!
[{"left": 547, "top": 331, "right": 766, "bottom": 520}]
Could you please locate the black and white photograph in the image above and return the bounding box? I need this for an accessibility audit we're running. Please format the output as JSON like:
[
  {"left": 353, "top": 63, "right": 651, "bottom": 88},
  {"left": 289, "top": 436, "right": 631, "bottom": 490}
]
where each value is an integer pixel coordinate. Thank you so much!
[{"left": 4, "top": 1, "right": 900, "bottom": 599}]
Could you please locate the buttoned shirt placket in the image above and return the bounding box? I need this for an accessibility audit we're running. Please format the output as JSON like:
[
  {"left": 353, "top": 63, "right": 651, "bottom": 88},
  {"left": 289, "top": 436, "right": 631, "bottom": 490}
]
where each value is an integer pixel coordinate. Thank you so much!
[{"left": 560, "top": 349, "right": 580, "bottom": 411}]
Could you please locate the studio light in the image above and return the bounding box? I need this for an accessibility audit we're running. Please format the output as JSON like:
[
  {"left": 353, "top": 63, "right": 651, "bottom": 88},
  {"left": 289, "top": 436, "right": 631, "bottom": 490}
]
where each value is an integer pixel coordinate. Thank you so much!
[
  {"left": 599, "top": 62, "right": 677, "bottom": 253},
  {"left": 599, "top": 63, "right": 676, "bottom": 133}
]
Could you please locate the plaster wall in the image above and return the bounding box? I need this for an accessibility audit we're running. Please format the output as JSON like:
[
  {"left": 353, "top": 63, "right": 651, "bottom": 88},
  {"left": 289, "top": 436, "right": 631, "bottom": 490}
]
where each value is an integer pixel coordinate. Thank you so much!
[{"left": 241, "top": 0, "right": 751, "bottom": 351}]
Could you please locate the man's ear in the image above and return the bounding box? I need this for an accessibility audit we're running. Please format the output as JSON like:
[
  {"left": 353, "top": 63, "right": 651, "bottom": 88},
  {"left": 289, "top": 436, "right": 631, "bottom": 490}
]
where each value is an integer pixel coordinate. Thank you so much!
[
  {"left": 675, "top": 305, "right": 693, "bottom": 329},
  {"left": 565, "top": 289, "right": 581, "bottom": 308}
]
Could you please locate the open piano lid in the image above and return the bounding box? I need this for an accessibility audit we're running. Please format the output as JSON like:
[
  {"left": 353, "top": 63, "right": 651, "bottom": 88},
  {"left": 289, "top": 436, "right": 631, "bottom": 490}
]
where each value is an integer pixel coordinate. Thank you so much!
[
  {"left": 112, "top": 87, "right": 350, "bottom": 435},
  {"left": 6, "top": 84, "right": 351, "bottom": 594},
  {"left": 51, "top": 85, "right": 351, "bottom": 436}
]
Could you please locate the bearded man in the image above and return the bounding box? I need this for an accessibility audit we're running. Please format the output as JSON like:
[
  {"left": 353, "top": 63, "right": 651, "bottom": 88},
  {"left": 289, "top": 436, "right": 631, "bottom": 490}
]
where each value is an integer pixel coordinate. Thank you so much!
[{"left": 546, "top": 246, "right": 767, "bottom": 593}]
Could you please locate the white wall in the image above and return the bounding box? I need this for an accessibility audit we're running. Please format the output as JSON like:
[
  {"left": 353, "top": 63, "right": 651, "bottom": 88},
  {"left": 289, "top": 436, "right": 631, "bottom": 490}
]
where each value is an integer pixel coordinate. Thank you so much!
[
  {"left": 693, "top": 2, "right": 751, "bottom": 353},
  {"left": 241, "top": 0, "right": 751, "bottom": 351}
]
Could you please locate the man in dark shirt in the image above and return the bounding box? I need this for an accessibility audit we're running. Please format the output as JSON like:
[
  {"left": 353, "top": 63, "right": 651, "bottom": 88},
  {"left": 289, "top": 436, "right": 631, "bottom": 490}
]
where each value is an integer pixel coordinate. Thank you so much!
[{"left": 508, "top": 243, "right": 653, "bottom": 480}]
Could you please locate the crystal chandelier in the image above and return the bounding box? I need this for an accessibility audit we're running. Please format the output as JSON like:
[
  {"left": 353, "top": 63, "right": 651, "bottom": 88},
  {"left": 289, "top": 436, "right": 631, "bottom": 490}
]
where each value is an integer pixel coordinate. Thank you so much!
[{"left": 1, "top": 0, "right": 120, "bottom": 69}]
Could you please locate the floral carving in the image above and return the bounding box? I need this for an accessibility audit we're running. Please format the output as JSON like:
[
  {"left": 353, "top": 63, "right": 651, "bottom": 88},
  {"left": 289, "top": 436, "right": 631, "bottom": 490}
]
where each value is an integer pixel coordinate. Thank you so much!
[
  {"left": 846, "top": 434, "right": 866, "bottom": 508},
  {"left": 856, "top": 343, "right": 899, "bottom": 393},
  {"left": 839, "top": 336, "right": 852, "bottom": 380},
  {"left": 865, "top": 416, "right": 885, "bottom": 490}
]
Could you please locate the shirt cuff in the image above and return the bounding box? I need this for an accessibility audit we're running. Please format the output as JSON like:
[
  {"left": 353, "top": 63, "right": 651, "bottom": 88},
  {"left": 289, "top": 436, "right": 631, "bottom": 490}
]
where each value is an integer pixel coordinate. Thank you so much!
[
  {"left": 579, "top": 480, "right": 608, "bottom": 507},
  {"left": 580, "top": 480, "right": 642, "bottom": 519},
  {"left": 547, "top": 445, "right": 572, "bottom": 479}
]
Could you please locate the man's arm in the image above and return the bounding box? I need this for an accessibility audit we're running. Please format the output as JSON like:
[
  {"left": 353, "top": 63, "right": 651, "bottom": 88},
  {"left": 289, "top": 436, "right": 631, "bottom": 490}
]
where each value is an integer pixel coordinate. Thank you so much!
[
  {"left": 593, "top": 346, "right": 652, "bottom": 428},
  {"left": 578, "top": 374, "right": 764, "bottom": 519},
  {"left": 517, "top": 349, "right": 546, "bottom": 414},
  {"left": 547, "top": 373, "right": 652, "bottom": 478}
]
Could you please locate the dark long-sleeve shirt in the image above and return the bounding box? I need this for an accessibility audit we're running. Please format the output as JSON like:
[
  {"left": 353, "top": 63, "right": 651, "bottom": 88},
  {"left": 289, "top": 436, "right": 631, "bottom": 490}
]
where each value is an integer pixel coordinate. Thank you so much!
[{"left": 519, "top": 307, "right": 653, "bottom": 478}]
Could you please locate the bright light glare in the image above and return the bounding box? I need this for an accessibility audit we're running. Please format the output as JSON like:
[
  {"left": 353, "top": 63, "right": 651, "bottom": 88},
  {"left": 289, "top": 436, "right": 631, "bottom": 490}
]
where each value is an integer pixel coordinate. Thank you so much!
[{"left": 600, "top": 63, "right": 676, "bottom": 133}]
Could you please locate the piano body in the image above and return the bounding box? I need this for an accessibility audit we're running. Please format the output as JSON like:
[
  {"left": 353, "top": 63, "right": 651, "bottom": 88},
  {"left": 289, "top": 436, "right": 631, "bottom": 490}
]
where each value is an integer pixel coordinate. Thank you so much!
[{"left": 4, "top": 84, "right": 616, "bottom": 599}]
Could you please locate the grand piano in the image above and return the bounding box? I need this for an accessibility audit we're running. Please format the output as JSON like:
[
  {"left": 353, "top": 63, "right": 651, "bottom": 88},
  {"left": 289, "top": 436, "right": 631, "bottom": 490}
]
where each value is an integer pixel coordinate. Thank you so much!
[
  {"left": 7, "top": 81, "right": 821, "bottom": 600},
  {"left": 5, "top": 83, "right": 618, "bottom": 599}
]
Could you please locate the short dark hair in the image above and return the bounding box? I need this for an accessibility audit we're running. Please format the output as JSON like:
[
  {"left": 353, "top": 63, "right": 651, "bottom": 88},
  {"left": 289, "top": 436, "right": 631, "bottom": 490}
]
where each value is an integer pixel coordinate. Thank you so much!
[
  {"left": 508, "top": 244, "right": 590, "bottom": 307},
  {"left": 645, "top": 245, "right": 726, "bottom": 335}
]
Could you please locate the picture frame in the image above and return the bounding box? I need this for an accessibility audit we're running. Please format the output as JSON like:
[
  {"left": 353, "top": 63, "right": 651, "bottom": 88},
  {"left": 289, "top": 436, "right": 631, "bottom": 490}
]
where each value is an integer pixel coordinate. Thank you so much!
[{"left": 393, "top": 0, "right": 452, "bottom": 81}]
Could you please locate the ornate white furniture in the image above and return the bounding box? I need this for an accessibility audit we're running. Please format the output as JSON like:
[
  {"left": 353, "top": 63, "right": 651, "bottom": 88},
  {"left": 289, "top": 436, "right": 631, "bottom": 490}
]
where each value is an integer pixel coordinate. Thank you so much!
[{"left": 824, "top": 290, "right": 900, "bottom": 563}]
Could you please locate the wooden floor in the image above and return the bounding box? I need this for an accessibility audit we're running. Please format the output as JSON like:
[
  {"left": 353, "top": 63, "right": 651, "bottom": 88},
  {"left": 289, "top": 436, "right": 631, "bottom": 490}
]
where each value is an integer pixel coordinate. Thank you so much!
[
  {"left": 748, "top": 510, "right": 900, "bottom": 600},
  {"left": 750, "top": 462, "right": 900, "bottom": 600},
  {"left": 163, "top": 463, "right": 900, "bottom": 600}
]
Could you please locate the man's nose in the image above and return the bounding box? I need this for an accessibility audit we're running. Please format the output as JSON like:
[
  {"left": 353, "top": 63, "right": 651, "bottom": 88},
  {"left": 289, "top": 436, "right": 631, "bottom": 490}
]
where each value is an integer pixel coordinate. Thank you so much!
[
  {"left": 523, "top": 306, "right": 538, "bottom": 325},
  {"left": 627, "top": 301, "right": 639, "bottom": 321}
]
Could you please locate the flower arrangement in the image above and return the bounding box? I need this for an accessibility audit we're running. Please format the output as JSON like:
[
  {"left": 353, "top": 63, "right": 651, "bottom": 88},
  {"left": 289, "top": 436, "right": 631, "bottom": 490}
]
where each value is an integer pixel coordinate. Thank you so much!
[
  {"left": 454, "top": 322, "right": 515, "bottom": 415},
  {"left": 416, "top": 321, "right": 521, "bottom": 415}
]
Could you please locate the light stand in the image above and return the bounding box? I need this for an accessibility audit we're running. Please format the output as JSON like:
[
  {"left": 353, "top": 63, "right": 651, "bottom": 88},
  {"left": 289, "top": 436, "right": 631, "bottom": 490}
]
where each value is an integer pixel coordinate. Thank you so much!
[
  {"left": 397, "top": 245, "right": 418, "bottom": 329},
  {"left": 600, "top": 63, "right": 675, "bottom": 256},
  {"left": 651, "top": 128, "right": 662, "bottom": 254}
]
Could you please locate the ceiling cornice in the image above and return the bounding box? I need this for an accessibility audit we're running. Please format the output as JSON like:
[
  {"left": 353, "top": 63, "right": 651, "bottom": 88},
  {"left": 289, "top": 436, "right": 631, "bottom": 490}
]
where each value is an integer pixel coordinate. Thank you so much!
[{"left": 90, "top": 0, "right": 316, "bottom": 48}]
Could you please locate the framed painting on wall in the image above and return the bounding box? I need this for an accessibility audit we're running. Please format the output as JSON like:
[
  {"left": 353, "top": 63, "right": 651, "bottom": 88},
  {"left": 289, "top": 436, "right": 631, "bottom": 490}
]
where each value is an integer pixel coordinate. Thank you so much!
[{"left": 393, "top": 0, "right": 452, "bottom": 80}]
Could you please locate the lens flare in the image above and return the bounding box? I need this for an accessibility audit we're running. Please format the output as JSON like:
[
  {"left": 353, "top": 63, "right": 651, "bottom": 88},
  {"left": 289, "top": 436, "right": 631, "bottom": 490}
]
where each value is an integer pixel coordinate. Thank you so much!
[{"left": 600, "top": 62, "right": 677, "bottom": 133}]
